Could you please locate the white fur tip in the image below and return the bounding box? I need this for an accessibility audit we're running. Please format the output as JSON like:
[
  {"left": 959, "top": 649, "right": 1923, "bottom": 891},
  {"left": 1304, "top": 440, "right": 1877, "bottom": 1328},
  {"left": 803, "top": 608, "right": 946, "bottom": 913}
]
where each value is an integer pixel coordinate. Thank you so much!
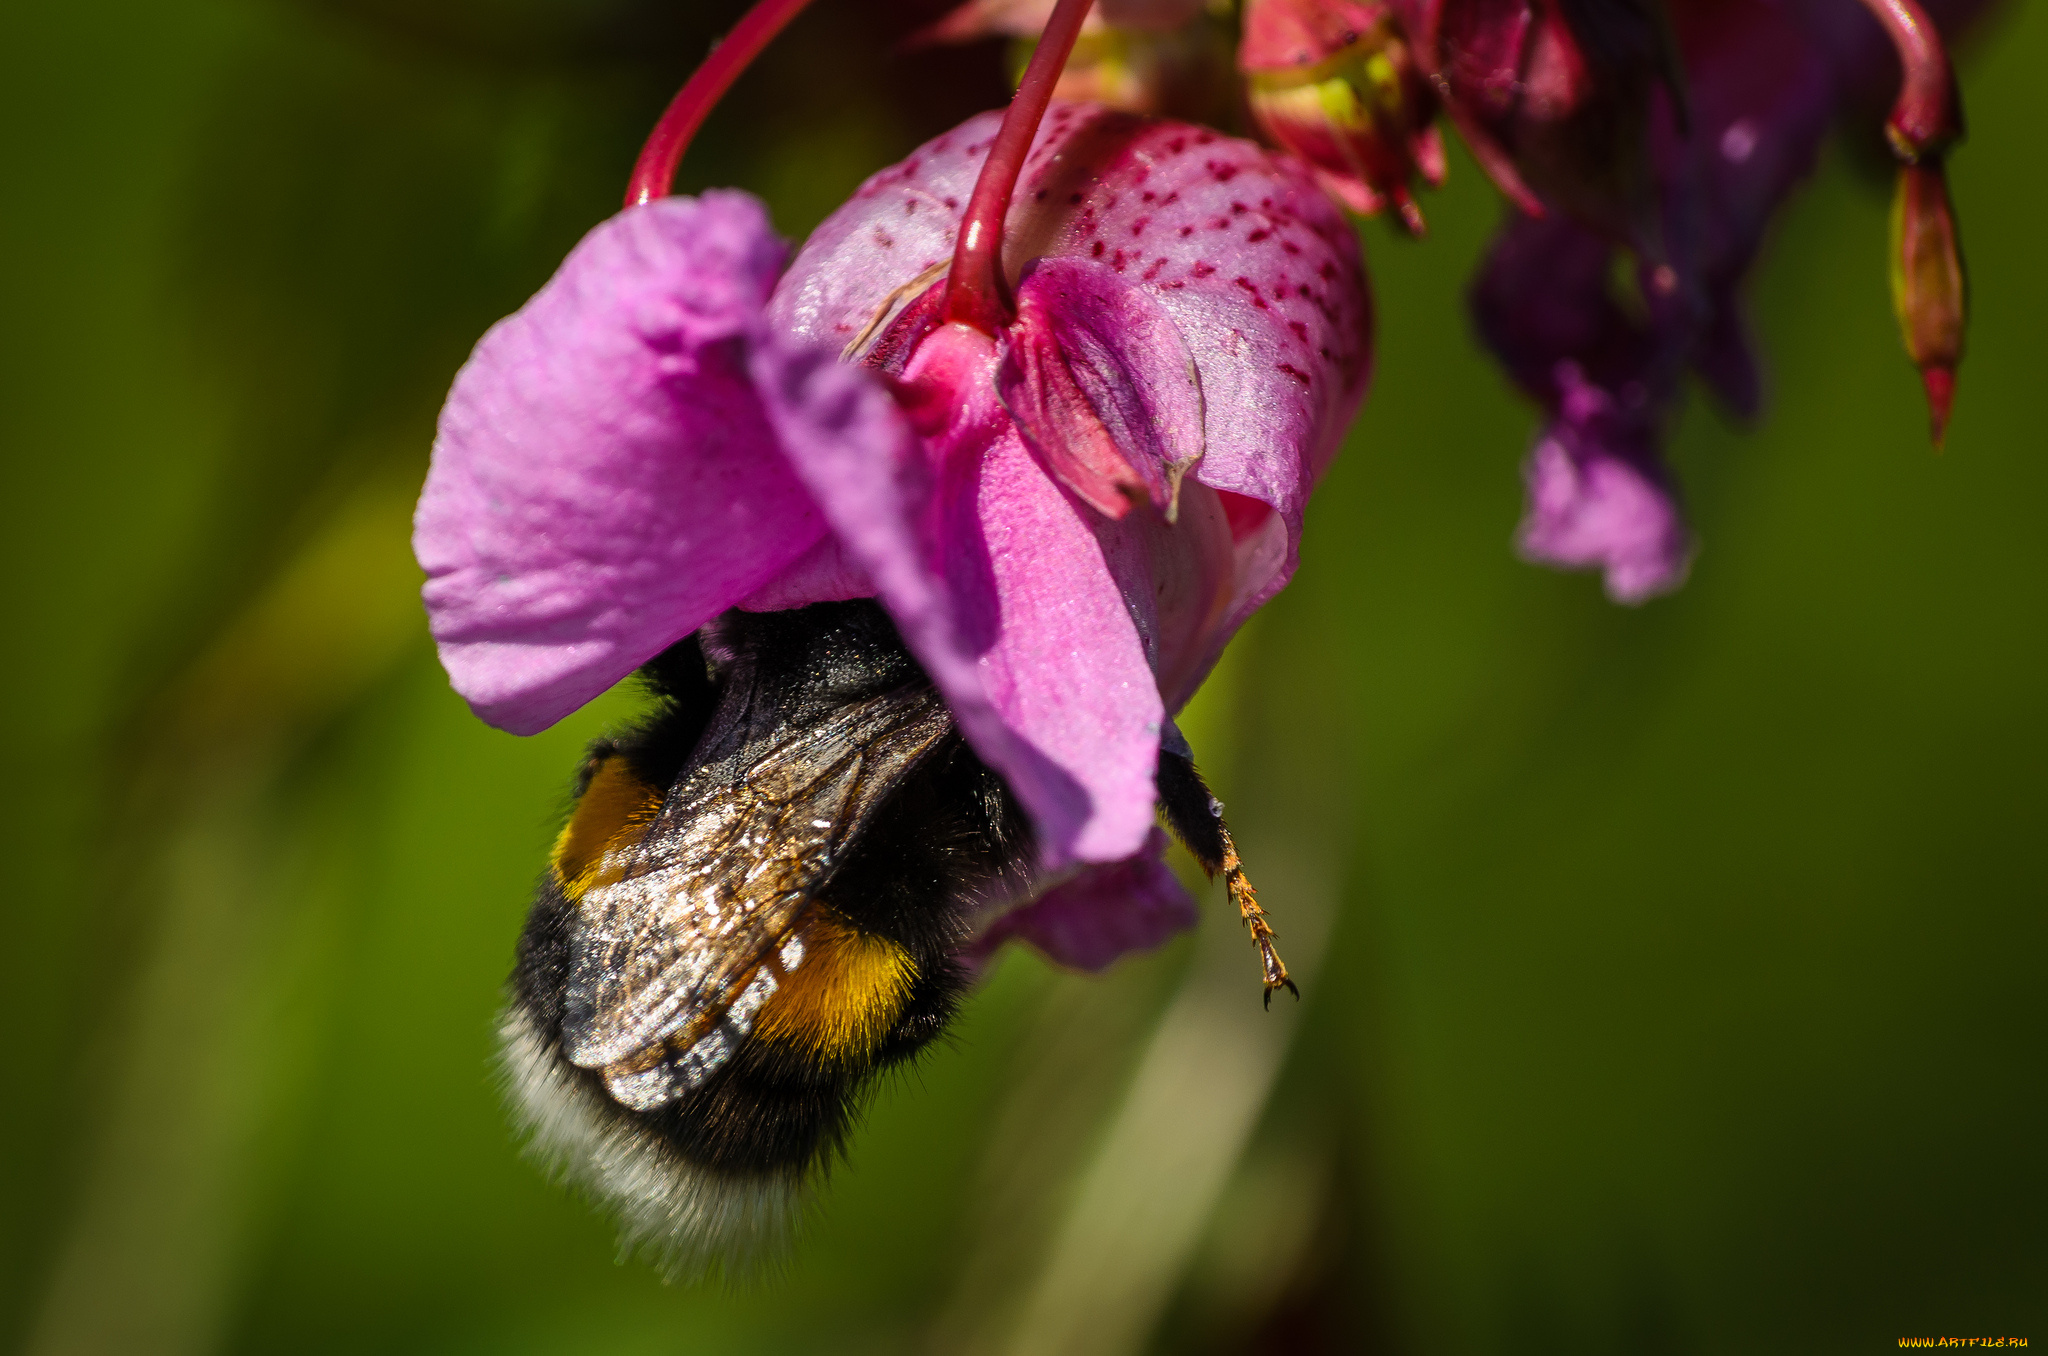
[{"left": 496, "top": 1008, "right": 806, "bottom": 1280}]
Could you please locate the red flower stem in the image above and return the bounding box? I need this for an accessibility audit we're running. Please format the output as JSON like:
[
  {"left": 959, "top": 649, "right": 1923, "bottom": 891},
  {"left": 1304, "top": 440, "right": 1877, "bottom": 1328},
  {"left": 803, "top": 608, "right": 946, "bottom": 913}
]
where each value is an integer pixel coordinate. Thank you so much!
[
  {"left": 1853, "top": 0, "right": 1962, "bottom": 161},
  {"left": 624, "top": 0, "right": 819, "bottom": 208},
  {"left": 945, "top": 0, "right": 1097, "bottom": 331}
]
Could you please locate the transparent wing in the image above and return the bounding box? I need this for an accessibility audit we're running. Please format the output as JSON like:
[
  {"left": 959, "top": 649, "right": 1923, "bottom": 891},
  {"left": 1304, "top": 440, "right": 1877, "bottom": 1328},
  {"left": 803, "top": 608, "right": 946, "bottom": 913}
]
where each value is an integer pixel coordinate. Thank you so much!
[{"left": 560, "top": 683, "right": 951, "bottom": 1109}]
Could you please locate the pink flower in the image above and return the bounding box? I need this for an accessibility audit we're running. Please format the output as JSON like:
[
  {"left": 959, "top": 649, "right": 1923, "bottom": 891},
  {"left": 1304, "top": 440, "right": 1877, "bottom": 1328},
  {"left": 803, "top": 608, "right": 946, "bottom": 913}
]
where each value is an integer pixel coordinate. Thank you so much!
[{"left": 414, "top": 102, "right": 1370, "bottom": 882}]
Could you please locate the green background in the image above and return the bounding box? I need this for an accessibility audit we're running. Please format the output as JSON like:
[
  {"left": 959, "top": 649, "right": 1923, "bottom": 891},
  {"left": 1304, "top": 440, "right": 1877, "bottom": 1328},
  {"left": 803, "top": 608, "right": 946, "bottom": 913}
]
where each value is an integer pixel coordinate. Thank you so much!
[{"left": 1, "top": 1, "right": 2040, "bottom": 1353}]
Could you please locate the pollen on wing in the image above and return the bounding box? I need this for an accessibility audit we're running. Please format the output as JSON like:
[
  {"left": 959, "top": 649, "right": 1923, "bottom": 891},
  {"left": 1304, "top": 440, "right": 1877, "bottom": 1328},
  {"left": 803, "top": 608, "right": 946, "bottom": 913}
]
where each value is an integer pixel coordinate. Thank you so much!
[
  {"left": 551, "top": 756, "right": 662, "bottom": 899},
  {"left": 753, "top": 913, "right": 914, "bottom": 1058}
]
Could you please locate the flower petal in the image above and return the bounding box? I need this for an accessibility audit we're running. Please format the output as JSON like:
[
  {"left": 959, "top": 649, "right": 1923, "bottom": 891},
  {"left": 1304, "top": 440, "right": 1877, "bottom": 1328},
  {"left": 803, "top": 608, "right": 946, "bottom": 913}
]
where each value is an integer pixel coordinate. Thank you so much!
[
  {"left": 944, "top": 423, "right": 1169, "bottom": 864},
  {"left": 996, "top": 256, "right": 1205, "bottom": 519},
  {"left": 1096, "top": 476, "right": 1236, "bottom": 713},
  {"left": 770, "top": 101, "right": 1372, "bottom": 689},
  {"left": 736, "top": 531, "right": 875, "bottom": 613},
  {"left": 975, "top": 828, "right": 1198, "bottom": 971},
  {"left": 751, "top": 324, "right": 1168, "bottom": 867},
  {"left": 1515, "top": 366, "right": 1690, "bottom": 604},
  {"left": 415, "top": 192, "right": 826, "bottom": 733},
  {"left": 992, "top": 309, "right": 1151, "bottom": 520}
]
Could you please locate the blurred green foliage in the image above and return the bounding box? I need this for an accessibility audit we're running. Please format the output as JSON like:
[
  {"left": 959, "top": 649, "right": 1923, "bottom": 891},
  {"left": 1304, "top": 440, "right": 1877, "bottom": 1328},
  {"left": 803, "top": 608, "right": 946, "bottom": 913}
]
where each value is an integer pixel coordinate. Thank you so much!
[{"left": 1, "top": 1, "right": 2041, "bottom": 1353}]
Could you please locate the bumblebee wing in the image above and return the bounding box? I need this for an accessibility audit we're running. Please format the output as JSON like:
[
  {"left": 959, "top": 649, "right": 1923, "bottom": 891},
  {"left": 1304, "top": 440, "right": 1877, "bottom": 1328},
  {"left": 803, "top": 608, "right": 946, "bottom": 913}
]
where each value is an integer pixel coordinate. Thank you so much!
[{"left": 560, "top": 684, "right": 951, "bottom": 1109}]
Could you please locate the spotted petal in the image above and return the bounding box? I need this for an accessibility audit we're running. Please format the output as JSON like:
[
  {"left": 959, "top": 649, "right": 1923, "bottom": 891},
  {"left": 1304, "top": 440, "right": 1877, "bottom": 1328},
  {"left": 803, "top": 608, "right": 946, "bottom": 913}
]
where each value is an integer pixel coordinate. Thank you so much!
[{"left": 769, "top": 102, "right": 1372, "bottom": 665}]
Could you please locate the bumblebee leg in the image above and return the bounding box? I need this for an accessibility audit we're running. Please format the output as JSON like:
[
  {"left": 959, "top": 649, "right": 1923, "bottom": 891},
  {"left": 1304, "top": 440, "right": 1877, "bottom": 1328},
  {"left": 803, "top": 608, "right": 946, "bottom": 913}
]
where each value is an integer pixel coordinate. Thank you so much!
[
  {"left": 1218, "top": 823, "right": 1298, "bottom": 1009},
  {"left": 1156, "top": 748, "right": 1299, "bottom": 1007}
]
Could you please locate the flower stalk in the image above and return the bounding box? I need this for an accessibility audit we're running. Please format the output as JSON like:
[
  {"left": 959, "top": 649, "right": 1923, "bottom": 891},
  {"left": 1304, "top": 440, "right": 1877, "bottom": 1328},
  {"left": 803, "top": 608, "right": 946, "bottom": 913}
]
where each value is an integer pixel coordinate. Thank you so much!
[
  {"left": 624, "top": 0, "right": 820, "bottom": 207},
  {"left": 1856, "top": 0, "right": 1963, "bottom": 160},
  {"left": 946, "top": 0, "right": 1099, "bottom": 332}
]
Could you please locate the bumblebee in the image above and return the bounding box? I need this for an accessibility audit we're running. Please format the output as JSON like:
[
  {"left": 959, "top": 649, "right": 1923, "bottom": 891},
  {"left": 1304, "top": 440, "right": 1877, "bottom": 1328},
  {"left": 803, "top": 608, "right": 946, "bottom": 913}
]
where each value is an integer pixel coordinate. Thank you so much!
[{"left": 500, "top": 600, "right": 1290, "bottom": 1269}]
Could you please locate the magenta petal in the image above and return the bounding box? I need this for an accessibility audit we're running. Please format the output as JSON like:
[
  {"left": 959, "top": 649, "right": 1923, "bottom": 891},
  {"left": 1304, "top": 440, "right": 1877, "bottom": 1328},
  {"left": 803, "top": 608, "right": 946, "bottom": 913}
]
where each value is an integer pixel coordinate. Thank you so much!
[
  {"left": 415, "top": 192, "right": 827, "bottom": 733},
  {"left": 1093, "top": 477, "right": 1235, "bottom": 711},
  {"left": 1516, "top": 372, "right": 1691, "bottom": 604},
  {"left": 771, "top": 103, "right": 1370, "bottom": 705},
  {"left": 753, "top": 325, "right": 1166, "bottom": 866},
  {"left": 736, "top": 531, "right": 875, "bottom": 613},
  {"left": 997, "top": 257, "right": 1205, "bottom": 517},
  {"left": 994, "top": 310, "right": 1151, "bottom": 519},
  {"left": 949, "top": 424, "right": 1168, "bottom": 864},
  {"left": 769, "top": 103, "right": 1371, "bottom": 528},
  {"left": 979, "top": 829, "right": 1198, "bottom": 972}
]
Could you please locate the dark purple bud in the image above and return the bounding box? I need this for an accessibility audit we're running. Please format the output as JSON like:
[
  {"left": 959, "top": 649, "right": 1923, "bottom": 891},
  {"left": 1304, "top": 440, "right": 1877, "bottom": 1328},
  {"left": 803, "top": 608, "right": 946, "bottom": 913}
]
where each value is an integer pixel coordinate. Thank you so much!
[{"left": 1419, "top": 0, "right": 1680, "bottom": 240}]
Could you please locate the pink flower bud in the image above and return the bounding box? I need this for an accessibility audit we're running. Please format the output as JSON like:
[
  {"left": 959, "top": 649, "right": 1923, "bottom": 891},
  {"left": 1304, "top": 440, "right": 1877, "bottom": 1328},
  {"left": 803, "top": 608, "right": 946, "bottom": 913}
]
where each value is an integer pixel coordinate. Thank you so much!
[
  {"left": 1889, "top": 161, "right": 1967, "bottom": 445},
  {"left": 1238, "top": 0, "right": 1444, "bottom": 234}
]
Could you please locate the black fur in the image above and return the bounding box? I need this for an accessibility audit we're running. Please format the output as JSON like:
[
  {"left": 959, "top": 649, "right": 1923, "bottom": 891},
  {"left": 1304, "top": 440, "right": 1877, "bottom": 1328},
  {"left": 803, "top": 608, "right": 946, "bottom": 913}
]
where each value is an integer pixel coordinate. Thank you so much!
[{"left": 1155, "top": 745, "right": 1228, "bottom": 875}]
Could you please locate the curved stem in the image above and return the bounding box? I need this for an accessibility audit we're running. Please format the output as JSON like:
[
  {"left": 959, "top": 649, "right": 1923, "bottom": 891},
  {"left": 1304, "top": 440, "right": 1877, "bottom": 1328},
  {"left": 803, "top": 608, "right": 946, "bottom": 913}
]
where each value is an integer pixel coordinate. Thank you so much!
[
  {"left": 945, "top": 0, "right": 1097, "bottom": 332},
  {"left": 625, "top": 0, "right": 819, "bottom": 208},
  {"left": 1854, "top": 0, "right": 1961, "bottom": 161}
]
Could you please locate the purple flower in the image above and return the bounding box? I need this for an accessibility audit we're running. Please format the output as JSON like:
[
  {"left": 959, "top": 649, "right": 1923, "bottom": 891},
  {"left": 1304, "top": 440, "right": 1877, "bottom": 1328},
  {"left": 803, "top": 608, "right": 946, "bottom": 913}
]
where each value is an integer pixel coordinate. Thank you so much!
[
  {"left": 1514, "top": 362, "right": 1689, "bottom": 602},
  {"left": 415, "top": 102, "right": 1369, "bottom": 895},
  {"left": 1468, "top": 0, "right": 1982, "bottom": 601}
]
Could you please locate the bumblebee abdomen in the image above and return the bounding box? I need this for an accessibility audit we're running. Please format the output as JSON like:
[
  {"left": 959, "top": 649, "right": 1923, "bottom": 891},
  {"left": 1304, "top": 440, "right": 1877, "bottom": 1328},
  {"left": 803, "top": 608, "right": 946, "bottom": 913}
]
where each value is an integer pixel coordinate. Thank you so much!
[{"left": 753, "top": 913, "right": 916, "bottom": 1060}]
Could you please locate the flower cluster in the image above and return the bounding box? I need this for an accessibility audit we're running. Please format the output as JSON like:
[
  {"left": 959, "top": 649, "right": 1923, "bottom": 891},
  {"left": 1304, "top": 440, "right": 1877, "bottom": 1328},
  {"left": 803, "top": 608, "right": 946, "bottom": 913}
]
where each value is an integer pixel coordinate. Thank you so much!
[
  {"left": 416, "top": 0, "right": 1985, "bottom": 968},
  {"left": 929, "top": 0, "right": 1982, "bottom": 600}
]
